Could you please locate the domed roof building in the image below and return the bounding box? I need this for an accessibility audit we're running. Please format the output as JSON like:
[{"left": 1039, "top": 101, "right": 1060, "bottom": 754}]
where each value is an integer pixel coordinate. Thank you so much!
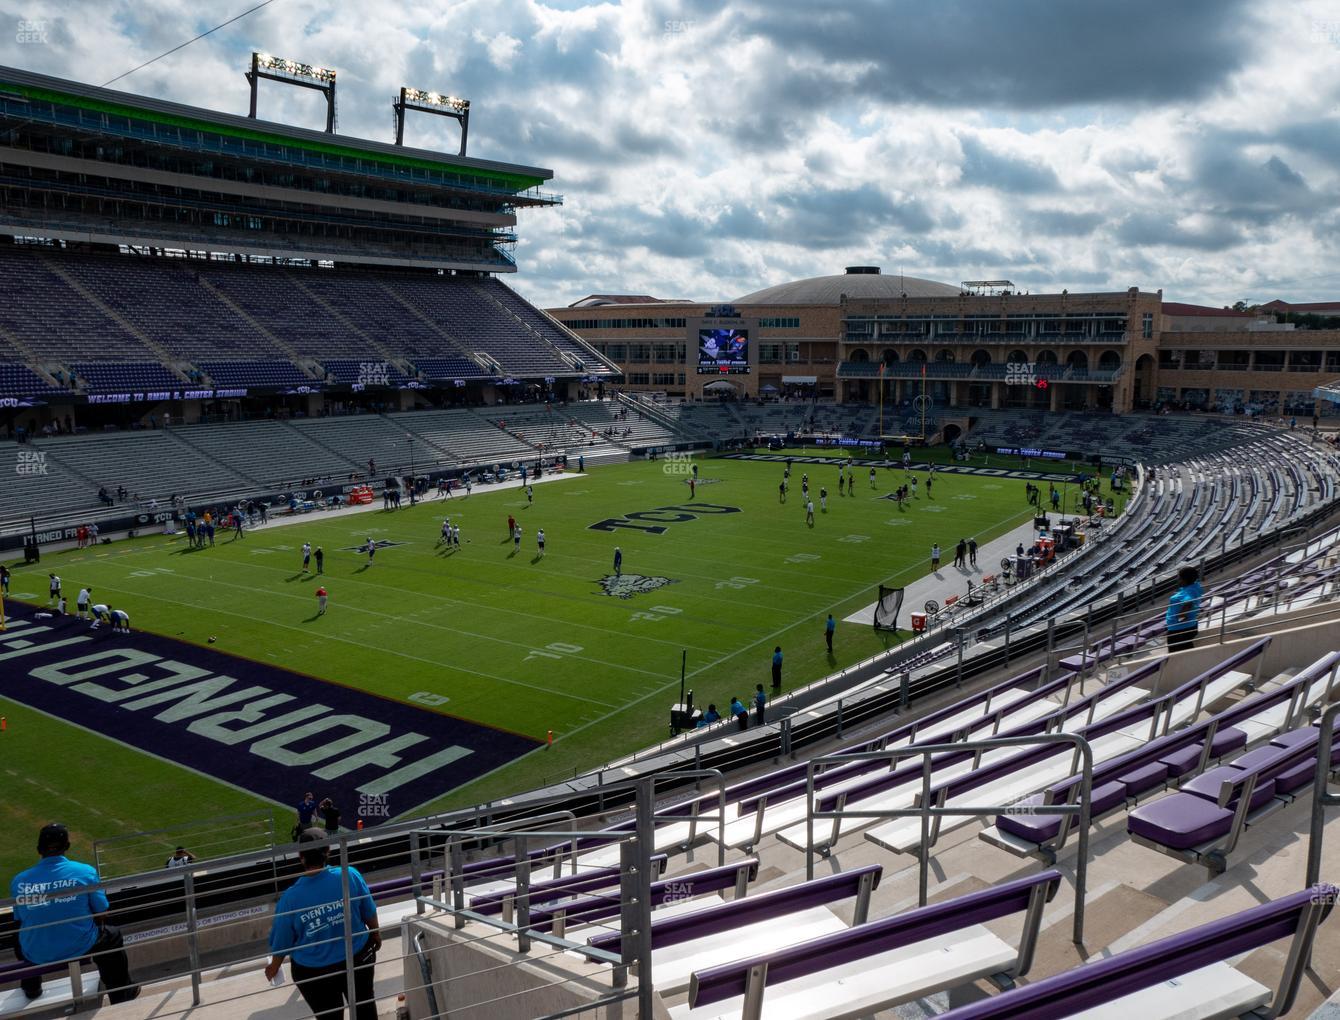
[{"left": 734, "top": 267, "right": 961, "bottom": 305}]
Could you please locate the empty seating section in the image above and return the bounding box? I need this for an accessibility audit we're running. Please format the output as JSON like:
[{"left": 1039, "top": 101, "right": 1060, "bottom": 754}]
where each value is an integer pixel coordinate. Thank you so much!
[
  {"left": 291, "top": 272, "right": 480, "bottom": 367},
  {"left": 0, "top": 250, "right": 612, "bottom": 386},
  {"left": 492, "top": 407, "right": 623, "bottom": 455},
  {"left": 0, "top": 248, "right": 152, "bottom": 362},
  {"left": 413, "top": 355, "right": 489, "bottom": 380},
  {"left": 319, "top": 360, "right": 412, "bottom": 386},
  {"left": 289, "top": 416, "right": 454, "bottom": 475},
  {"left": 388, "top": 409, "right": 535, "bottom": 463},
  {"left": 0, "top": 363, "right": 66, "bottom": 397},
  {"left": 966, "top": 408, "right": 1272, "bottom": 463},
  {"left": 37, "top": 431, "right": 252, "bottom": 506},
  {"left": 171, "top": 421, "right": 359, "bottom": 486},
  {"left": 53, "top": 252, "right": 274, "bottom": 361},
  {"left": 196, "top": 360, "right": 311, "bottom": 388},
  {"left": 570, "top": 402, "right": 678, "bottom": 445},
  {"left": 481, "top": 277, "right": 605, "bottom": 369},
  {"left": 71, "top": 361, "right": 181, "bottom": 392},
  {"left": 199, "top": 266, "right": 368, "bottom": 360},
  {"left": 392, "top": 275, "right": 572, "bottom": 375}
]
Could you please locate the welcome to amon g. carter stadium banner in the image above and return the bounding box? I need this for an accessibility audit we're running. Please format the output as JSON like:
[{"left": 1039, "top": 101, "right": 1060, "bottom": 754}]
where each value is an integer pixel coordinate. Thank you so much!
[{"left": 0, "top": 602, "right": 539, "bottom": 823}]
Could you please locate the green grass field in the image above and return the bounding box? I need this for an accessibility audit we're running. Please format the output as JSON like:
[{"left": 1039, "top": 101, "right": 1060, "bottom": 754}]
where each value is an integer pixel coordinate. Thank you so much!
[{"left": 0, "top": 451, "right": 1123, "bottom": 880}]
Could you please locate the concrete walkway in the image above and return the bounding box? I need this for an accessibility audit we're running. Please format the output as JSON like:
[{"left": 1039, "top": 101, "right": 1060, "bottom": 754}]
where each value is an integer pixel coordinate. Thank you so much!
[{"left": 843, "top": 517, "right": 1040, "bottom": 626}]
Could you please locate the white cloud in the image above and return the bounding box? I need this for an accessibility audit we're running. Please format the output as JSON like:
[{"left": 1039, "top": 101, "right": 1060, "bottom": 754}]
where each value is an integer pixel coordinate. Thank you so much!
[{"left": 0, "top": 0, "right": 1337, "bottom": 308}]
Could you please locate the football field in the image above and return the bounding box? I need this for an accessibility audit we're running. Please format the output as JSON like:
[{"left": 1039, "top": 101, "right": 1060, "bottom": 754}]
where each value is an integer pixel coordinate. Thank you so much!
[{"left": 0, "top": 451, "right": 1118, "bottom": 879}]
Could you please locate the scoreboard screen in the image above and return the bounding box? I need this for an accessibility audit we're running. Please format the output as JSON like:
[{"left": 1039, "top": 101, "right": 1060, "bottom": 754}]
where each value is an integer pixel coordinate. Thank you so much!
[{"left": 697, "top": 328, "right": 749, "bottom": 374}]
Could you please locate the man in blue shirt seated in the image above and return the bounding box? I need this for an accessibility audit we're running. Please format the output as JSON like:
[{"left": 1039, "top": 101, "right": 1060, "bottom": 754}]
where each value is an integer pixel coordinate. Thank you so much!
[
  {"left": 265, "top": 829, "right": 381, "bottom": 1019},
  {"left": 9, "top": 823, "right": 139, "bottom": 1003},
  {"left": 1166, "top": 565, "right": 1204, "bottom": 652}
]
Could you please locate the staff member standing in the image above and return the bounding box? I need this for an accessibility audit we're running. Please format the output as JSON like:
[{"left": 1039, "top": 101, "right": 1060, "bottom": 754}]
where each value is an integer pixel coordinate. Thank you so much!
[
  {"left": 1166, "top": 565, "right": 1204, "bottom": 652},
  {"left": 771, "top": 646, "right": 783, "bottom": 691},
  {"left": 10, "top": 823, "right": 139, "bottom": 1004},
  {"left": 265, "top": 831, "right": 380, "bottom": 1019}
]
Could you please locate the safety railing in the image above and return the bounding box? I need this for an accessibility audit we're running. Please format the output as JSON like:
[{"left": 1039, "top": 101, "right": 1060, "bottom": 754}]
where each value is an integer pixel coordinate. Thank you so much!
[
  {"left": 800, "top": 732, "right": 1094, "bottom": 945},
  {"left": 1306, "top": 702, "right": 1340, "bottom": 889}
]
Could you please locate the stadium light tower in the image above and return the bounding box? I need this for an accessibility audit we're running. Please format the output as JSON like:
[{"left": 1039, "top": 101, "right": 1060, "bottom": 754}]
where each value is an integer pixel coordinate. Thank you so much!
[
  {"left": 393, "top": 86, "right": 470, "bottom": 155},
  {"left": 246, "top": 52, "right": 338, "bottom": 133}
]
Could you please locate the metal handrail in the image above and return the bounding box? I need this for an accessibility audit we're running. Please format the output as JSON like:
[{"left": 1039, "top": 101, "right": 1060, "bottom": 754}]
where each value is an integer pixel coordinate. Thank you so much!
[
  {"left": 801, "top": 732, "right": 1093, "bottom": 945},
  {"left": 1306, "top": 702, "right": 1340, "bottom": 889}
]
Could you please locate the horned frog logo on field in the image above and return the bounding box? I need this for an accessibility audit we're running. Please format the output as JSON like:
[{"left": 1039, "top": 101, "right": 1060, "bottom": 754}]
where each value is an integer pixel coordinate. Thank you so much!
[{"left": 597, "top": 573, "right": 679, "bottom": 599}]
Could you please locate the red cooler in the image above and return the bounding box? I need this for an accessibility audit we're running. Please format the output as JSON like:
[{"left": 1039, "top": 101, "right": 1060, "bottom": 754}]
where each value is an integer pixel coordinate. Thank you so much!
[{"left": 911, "top": 612, "right": 927, "bottom": 633}]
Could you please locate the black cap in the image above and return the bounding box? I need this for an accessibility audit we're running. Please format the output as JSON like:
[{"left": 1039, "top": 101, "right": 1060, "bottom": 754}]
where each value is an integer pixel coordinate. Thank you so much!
[{"left": 38, "top": 823, "right": 70, "bottom": 855}]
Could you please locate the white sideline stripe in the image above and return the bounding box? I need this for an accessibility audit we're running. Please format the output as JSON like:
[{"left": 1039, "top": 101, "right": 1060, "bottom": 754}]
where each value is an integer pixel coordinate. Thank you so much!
[{"left": 667, "top": 925, "right": 1016, "bottom": 1020}]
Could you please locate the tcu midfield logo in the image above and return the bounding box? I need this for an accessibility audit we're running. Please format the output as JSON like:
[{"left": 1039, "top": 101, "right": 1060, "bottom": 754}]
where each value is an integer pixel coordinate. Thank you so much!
[
  {"left": 588, "top": 503, "right": 740, "bottom": 535},
  {"left": 597, "top": 574, "right": 679, "bottom": 599}
]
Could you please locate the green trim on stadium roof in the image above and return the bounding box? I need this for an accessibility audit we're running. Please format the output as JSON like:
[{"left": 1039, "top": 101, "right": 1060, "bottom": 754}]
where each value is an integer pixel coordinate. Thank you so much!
[{"left": 2, "top": 79, "right": 549, "bottom": 193}]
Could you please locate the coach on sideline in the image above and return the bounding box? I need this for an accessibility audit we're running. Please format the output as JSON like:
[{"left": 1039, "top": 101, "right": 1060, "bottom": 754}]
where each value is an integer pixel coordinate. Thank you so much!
[
  {"left": 10, "top": 823, "right": 139, "bottom": 1003},
  {"left": 265, "top": 829, "right": 380, "bottom": 1019}
]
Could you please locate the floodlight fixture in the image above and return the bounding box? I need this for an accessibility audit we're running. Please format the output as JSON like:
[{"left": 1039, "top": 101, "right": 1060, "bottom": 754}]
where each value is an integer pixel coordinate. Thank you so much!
[
  {"left": 393, "top": 85, "right": 471, "bottom": 154},
  {"left": 246, "top": 51, "right": 338, "bottom": 133}
]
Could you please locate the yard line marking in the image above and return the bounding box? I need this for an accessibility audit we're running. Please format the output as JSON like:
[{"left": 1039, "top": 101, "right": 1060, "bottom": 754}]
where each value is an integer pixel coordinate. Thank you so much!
[{"left": 81, "top": 584, "right": 625, "bottom": 711}]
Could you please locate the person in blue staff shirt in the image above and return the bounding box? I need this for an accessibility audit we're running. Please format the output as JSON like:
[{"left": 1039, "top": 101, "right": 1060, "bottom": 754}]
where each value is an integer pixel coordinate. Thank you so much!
[
  {"left": 265, "top": 829, "right": 381, "bottom": 1019},
  {"left": 10, "top": 823, "right": 139, "bottom": 1004},
  {"left": 771, "top": 646, "right": 783, "bottom": 690},
  {"left": 1166, "top": 565, "right": 1204, "bottom": 652}
]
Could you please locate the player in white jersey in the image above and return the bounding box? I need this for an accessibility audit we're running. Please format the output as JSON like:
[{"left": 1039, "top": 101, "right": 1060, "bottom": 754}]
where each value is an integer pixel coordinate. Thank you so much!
[
  {"left": 110, "top": 608, "right": 130, "bottom": 634},
  {"left": 537, "top": 528, "right": 546, "bottom": 557},
  {"left": 452, "top": 524, "right": 461, "bottom": 548},
  {"left": 89, "top": 603, "right": 110, "bottom": 628},
  {"left": 365, "top": 537, "right": 377, "bottom": 564},
  {"left": 301, "top": 542, "right": 312, "bottom": 571},
  {"left": 440, "top": 518, "right": 451, "bottom": 546},
  {"left": 513, "top": 524, "right": 523, "bottom": 552},
  {"left": 76, "top": 587, "right": 92, "bottom": 620},
  {"left": 805, "top": 499, "right": 815, "bottom": 526}
]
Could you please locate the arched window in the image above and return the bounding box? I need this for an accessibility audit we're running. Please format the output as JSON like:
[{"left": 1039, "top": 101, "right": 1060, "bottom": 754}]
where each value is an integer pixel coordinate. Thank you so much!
[{"left": 970, "top": 349, "right": 992, "bottom": 367}]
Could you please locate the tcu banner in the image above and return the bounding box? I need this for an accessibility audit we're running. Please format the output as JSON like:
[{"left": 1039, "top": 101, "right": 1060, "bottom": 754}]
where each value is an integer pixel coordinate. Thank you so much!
[{"left": 0, "top": 603, "right": 538, "bottom": 822}]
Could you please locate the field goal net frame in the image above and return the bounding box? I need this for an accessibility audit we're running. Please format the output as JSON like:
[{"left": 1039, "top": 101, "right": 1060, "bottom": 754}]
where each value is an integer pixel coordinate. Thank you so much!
[{"left": 873, "top": 584, "right": 905, "bottom": 631}]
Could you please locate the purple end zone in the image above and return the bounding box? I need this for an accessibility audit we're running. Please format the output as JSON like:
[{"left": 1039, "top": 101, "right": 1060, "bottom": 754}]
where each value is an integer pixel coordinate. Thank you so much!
[{"left": 0, "top": 602, "right": 540, "bottom": 824}]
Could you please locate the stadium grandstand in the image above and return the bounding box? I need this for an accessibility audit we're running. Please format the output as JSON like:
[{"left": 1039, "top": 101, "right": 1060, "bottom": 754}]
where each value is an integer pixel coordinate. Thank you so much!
[{"left": 4, "top": 61, "right": 1340, "bottom": 1020}]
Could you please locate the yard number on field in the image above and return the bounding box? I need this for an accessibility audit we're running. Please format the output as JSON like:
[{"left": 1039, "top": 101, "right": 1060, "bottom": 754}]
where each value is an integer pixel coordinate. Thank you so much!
[
  {"left": 630, "top": 606, "right": 681, "bottom": 622},
  {"left": 715, "top": 576, "right": 759, "bottom": 590},
  {"left": 524, "top": 642, "right": 584, "bottom": 663}
]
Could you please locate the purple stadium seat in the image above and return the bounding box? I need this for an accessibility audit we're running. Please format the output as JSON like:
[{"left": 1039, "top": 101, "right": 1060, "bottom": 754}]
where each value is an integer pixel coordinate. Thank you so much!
[
  {"left": 1115, "top": 761, "right": 1168, "bottom": 798},
  {"left": 1180, "top": 766, "right": 1276, "bottom": 812},
  {"left": 1127, "top": 794, "right": 1234, "bottom": 850}
]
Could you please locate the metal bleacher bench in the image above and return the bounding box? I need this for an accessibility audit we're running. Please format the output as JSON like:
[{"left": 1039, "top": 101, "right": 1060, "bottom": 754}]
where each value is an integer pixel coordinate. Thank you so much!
[
  {"left": 673, "top": 870, "right": 1060, "bottom": 1020},
  {"left": 586, "top": 865, "right": 881, "bottom": 996},
  {"left": 938, "top": 885, "right": 1337, "bottom": 1020},
  {"left": 0, "top": 957, "right": 94, "bottom": 1016}
]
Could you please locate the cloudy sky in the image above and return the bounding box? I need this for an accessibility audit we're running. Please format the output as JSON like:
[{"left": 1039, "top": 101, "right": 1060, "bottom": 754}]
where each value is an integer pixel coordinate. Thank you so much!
[{"left": 2, "top": 0, "right": 1339, "bottom": 309}]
